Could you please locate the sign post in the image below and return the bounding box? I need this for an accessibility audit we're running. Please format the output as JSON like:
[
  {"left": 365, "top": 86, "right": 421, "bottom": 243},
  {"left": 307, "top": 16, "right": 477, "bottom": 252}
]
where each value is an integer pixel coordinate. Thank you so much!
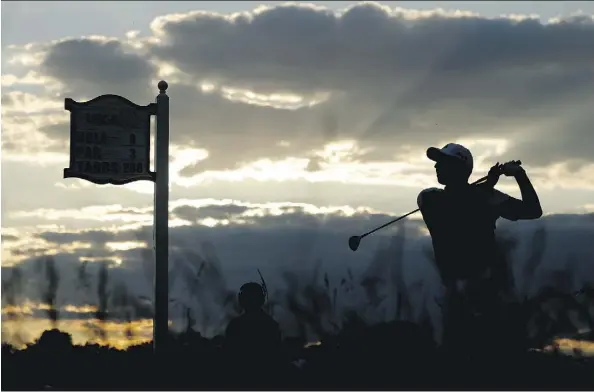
[
  {"left": 63, "top": 81, "right": 170, "bottom": 355},
  {"left": 153, "top": 81, "right": 169, "bottom": 355}
]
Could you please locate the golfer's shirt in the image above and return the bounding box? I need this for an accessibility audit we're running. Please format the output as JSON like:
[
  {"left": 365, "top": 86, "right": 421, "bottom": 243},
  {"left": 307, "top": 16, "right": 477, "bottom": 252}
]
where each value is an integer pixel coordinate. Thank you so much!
[{"left": 417, "top": 183, "right": 524, "bottom": 284}]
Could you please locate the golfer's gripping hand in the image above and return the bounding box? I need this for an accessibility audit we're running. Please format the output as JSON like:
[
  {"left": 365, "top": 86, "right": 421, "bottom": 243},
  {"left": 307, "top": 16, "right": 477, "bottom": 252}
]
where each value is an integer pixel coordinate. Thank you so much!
[{"left": 488, "top": 160, "right": 525, "bottom": 181}]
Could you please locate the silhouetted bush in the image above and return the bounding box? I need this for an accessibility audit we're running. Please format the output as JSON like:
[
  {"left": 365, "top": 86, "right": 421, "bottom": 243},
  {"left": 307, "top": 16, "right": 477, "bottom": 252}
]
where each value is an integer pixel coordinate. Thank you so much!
[{"left": 2, "top": 316, "right": 593, "bottom": 390}]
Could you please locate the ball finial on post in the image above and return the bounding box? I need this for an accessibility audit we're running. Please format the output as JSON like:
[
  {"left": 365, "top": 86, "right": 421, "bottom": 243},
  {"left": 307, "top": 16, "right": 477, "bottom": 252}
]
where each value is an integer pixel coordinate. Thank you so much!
[{"left": 158, "top": 80, "right": 168, "bottom": 94}]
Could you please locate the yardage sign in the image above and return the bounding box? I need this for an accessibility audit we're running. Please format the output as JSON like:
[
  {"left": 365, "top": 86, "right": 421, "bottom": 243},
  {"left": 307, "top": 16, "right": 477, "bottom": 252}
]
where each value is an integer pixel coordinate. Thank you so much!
[
  {"left": 63, "top": 95, "right": 156, "bottom": 184},
  {"left": 62, "top": 81, "right": 170, "bottom": 356}
]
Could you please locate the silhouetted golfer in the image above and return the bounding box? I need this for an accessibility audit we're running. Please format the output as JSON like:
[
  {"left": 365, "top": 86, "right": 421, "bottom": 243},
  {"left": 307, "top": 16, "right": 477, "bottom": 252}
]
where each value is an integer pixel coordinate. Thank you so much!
[
  {"left": 224, "top": 282, "right": 282, "bottom": 372},
  {"left": 417, "top": 143, "right": 542, "bottom": 354}
]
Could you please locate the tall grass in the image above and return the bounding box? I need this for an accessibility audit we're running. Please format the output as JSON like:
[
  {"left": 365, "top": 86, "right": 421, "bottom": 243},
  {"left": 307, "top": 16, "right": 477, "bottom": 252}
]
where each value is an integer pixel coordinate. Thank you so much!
[
  {"left": 43, "top": 257, "right": 60, "bottom": 329},
  {"left": 1, "top": 266, "right": 26, "bottom": 346},
  {"left": 94, "top": 262, "right": 109, "bottom": 344},
  {"left": 492, "top": 226, "right": 594, "bottom": 351},
  {"left": 112, "top": 282, "right": 135, "bottom": 342},
  {"left": 167, "top": 241, "right": 238, "bottom": 336},
  {"left": 269, "top": 228, "right": 420, "bottom": 342},
  {"left": 2, "top": 223, "right": 593, "bottom": 353}
]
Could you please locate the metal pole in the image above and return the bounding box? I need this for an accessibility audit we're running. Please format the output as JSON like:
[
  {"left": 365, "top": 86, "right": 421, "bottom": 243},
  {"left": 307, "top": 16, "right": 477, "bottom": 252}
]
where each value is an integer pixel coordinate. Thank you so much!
[{"left": 154, "top": 80, "right": 169, "bottom": 355}]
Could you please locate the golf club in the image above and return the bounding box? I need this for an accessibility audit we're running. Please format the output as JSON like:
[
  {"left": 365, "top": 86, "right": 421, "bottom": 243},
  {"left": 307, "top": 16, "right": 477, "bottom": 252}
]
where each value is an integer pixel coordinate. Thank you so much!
[{"left": 348, "top": 160, "right": 522, "bottom": 252}]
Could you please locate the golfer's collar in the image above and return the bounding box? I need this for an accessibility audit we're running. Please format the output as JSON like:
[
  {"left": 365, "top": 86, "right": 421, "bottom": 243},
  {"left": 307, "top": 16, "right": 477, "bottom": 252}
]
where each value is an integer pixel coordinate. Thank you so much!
[{"left": 444, "top": 183, "right": 471, "bottom": 192}]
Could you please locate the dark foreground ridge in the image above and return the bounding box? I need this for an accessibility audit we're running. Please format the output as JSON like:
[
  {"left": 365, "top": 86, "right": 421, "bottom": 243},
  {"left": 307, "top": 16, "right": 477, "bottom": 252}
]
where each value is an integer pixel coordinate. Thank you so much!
[{"left": 2, "top": 319, "right": 594, "bottom": 391}]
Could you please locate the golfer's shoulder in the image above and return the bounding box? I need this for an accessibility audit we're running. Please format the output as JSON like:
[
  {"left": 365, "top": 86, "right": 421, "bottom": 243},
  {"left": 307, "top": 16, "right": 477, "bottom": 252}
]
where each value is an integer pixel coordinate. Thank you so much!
[
  {"left": 417, "top": 187, "right": 443, "bottom": 208},
  {"left": 475, "top": 183, "right": 511, "bottom": 205},
  {"left": 419, "top": 187, "right": 443, "bottom": 196}
]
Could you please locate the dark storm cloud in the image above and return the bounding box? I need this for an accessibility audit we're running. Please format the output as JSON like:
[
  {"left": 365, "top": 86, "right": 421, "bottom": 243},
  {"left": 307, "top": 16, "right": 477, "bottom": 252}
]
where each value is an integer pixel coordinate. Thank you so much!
[
  {"left": 40, "top": 38, "right": 156, "bottom": 100},
  {"left": 150, "top": 5, "right": 594, "bottom": 91},
  {"left": 178, "top": 162, "right": 204, "bottom": 178},
  {"left": 8, "top": 3, "right": 594, "bottom": 174},
  {"left": 1, "top": 307, "right": 144, "bottom": 322},
  {"left": 106, "top": 208, "right": 147, "bottom": 216},
  {"left": 1, "top": 234, "right": 19, "bottom": 243},
  {"left": 36, "top": 122, "right": 70, "bottom": 151},
  {"left": 4, "top": 206, "right": 594, "bottom": 331},
  {"left": 162, "top": 83, "right": 326, "bottom": 173},
  {"left": 42, "top": 38, "right": 153, "bottom": 86},
  {"left": 38, "top": 122, "right": 69, "bottom": 141},
  {"left": 498, "top": 109, "right": 594, "bottom": 167},
  {"left": 172, "top": 204, "right": 250, "bottom": 222},
  {"left": 146, "top": 3, "right": 594, "bottom": 166},
  {"left": 32, "top": 204, "right": 425, "bottom": 257},
  {"left": 35, "top": 230, "right": 121, "bottom": 246},
  {"left": 10, "top": 247, "right": 56, "bottom": 258}
]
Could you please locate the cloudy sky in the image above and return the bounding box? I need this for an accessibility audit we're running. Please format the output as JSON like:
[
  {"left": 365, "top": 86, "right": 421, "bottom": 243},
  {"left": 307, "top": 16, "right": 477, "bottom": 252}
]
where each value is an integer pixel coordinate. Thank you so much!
[{"left": 2, "top": 1, "right": 594, "bottom": 348}]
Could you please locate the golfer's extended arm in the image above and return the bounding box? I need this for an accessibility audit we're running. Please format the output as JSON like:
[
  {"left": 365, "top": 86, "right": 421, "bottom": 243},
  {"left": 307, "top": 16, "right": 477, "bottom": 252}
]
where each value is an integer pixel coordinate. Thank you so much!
[{"left": 515, "top": 170, "right": 543, "bottom": 219}]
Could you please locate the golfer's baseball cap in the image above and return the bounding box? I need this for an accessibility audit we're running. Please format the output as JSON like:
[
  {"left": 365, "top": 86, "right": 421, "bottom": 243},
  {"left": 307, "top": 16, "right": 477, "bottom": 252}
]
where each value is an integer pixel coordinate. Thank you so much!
[{"left": 427, "top": 143, "right": 473, "bottom": 172}]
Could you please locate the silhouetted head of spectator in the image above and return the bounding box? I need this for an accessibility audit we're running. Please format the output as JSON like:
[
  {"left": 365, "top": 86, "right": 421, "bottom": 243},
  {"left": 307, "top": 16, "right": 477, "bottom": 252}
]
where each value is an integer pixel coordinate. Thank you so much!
[
  {"left": 37, "top": 329, "right": 73, "bottom": 354},
  {"left": 427, "top": 143, "right": 473, "bottom": 186},
  {"left": 238, "top": 282, "right": 265, "bottom": 313}
]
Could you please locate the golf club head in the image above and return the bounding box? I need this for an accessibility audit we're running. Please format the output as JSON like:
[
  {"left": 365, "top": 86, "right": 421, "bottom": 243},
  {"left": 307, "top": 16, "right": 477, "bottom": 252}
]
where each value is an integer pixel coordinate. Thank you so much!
[{"left": 348, "top": 236, "right": 361, "bottom": 252}]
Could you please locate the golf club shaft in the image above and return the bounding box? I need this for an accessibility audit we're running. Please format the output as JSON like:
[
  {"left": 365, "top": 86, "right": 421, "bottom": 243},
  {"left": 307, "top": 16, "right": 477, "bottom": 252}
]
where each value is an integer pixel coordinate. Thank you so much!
[
  {"left": 360, "top": 174, "right": 493, "bottom": 239},
  {"left": 360, "top": 208, "right": 420, "bottom": 239}
]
